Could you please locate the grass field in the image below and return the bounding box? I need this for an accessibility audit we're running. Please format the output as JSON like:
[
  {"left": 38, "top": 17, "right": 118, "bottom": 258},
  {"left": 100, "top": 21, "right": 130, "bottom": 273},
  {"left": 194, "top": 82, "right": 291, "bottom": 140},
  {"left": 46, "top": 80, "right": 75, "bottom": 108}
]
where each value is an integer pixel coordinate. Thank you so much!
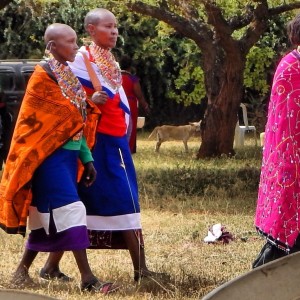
[{"left": 0, "top": 132, "right": 265, "bottom": 299}]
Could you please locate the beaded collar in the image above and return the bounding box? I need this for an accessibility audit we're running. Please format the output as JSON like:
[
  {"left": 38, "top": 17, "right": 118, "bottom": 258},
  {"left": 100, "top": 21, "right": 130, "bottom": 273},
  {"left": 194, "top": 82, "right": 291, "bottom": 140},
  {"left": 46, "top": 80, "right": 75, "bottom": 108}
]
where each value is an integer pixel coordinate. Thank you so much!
[
  {"left": 47, "top": 55, "right": 87, "bottom": 121},
  {"left": 89, "top": 42, "right": 122, "bottom": 90}
]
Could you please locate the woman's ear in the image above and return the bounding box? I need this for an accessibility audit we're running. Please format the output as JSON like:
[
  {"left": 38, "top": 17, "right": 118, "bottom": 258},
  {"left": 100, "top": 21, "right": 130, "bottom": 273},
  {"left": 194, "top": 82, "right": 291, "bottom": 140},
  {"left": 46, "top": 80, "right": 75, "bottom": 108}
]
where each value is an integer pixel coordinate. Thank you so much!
[
  {"left": 49, "top": 41, "right": 57, "bottom": 52},
  {"left": 87, "top": 24, "right": 95, "bottom": 36}
]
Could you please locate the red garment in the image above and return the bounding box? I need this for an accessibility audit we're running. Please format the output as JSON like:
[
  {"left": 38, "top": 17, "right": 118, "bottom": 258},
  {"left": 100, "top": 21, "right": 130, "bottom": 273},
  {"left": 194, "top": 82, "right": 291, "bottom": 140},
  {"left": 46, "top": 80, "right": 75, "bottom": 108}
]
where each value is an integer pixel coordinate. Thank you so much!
[
  {"left": 79, "top": 47, "right": 127, "bottom": 137},
  {"left": 122, "top": 72, "right": 139, "bottom": 153},
  {"left": 96, "top": 92, "right": 127, "bottom": 137}
]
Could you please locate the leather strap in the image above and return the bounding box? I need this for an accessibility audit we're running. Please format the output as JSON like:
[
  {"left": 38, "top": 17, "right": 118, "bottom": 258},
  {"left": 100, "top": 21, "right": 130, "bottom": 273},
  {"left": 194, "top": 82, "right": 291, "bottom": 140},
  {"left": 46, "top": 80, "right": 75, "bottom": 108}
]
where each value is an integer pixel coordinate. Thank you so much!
[{"left": 79, "top": 51, "right": 102, "bottom": 92}]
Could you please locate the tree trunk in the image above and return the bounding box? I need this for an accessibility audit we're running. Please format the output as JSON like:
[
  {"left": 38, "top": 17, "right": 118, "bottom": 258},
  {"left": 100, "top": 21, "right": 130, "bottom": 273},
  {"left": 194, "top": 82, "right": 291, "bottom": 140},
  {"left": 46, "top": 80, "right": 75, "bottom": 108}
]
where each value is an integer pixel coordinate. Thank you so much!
[{"left": 197, "top": 55, "right": 245, "bottom": 158}]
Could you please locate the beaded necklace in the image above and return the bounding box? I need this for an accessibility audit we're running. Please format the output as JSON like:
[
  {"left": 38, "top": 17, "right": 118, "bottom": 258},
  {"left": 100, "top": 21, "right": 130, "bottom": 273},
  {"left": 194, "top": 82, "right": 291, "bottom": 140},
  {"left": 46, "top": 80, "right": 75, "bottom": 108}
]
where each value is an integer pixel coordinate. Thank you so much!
[
  {"left": 89, "top": 42, "right": 122, "bottom": 90},
  {"left": 47, "top": 55, "right": 87, "bottom": 121}
]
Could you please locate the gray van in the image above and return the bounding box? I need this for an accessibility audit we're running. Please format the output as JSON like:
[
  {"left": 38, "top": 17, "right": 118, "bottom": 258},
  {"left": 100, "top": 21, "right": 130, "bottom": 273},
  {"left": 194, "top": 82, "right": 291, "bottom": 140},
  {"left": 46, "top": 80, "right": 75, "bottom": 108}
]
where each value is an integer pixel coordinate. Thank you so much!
[
  {"left": 0, "top": 59, "right": 40, "bottom": 119},
  {"left": 0, "top": 59, "right": 40, "bottom": 168}
]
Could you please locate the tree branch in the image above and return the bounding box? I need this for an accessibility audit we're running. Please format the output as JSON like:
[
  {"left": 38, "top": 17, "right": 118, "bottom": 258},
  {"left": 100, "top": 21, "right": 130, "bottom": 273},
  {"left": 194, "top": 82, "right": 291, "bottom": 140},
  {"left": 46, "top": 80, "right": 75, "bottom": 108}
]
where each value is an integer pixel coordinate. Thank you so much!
[
  {"left": 230, "top": 1, "right": 300, "bottom": 31},
  {"left": 229, "top": 7, "right": 256, "bottom": 30},
  {"left": 269, "top": 2, "right": 300, "bottom": 15},
  {"left": 202, "top": 0, "right": 232, "bottom": 35},
  {"left": 202, "top": 0, "right": 239, "bottom": 54},
  {"left": 175, "top": 0, "right": 200, "bottom": 20},
  {"left": 129, "top": 1, "right": 214, "bottom": 52},
  {"left": 228, "top": 0, "right": 268, "bottom": 30},
  {"left": 239, "top": 1, "right": 269, "bottom": 54}
]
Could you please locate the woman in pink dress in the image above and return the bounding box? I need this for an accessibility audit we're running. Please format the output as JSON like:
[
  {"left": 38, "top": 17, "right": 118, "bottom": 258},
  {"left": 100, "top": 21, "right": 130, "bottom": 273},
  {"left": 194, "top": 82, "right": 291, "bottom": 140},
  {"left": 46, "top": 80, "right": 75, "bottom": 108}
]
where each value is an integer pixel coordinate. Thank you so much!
[
  {"left": 120, "top": 55, "right": 150, "bottom": 153},
  {"left": 253, "top": 14, "right": 300, "bottom": 267}
]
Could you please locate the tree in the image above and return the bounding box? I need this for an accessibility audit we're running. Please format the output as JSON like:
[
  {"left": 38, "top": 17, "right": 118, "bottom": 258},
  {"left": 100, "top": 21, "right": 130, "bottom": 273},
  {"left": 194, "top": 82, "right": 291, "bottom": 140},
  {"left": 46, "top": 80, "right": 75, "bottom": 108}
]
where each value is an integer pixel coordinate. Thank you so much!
[
  {"left": 0, "top": 0, "right": 90, "bottom": 58},
  {"left": 129, "top": 0, "right": 300, "bottom": 158},
  {"left": 0, "top": 0, "right": 13, "bottom": 10}
]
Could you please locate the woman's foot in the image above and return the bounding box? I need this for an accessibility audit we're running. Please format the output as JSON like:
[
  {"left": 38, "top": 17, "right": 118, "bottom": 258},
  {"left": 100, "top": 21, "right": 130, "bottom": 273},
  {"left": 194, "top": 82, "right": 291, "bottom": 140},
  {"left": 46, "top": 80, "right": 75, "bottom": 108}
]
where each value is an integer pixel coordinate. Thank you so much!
[
  {"left": 11, "top": 269, "right": 35, "bottom": 287},
  {"left": 81, "top": 277, "right": 120, "bottom": 294},
  {"left": 39, "top": 267, "right": 72, "bottom": 282}
]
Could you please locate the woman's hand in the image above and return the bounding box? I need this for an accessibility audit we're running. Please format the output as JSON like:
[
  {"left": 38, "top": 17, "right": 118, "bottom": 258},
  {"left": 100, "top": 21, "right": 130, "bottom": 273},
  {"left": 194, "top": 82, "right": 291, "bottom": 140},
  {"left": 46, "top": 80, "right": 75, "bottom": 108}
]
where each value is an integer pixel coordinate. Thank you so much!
[
  {"left": 91, "top": 91, "right": 108, "bottom": 105},
  {"left": 81, "top": 161, "right": 97, "bottom": 187}
]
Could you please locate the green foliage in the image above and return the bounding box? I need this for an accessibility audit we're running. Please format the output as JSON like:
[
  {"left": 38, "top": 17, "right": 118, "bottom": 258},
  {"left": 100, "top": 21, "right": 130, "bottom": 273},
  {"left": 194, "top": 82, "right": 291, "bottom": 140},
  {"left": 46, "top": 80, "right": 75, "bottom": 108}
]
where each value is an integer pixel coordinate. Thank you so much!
[
  {"left": 244, "top": 13, "right": 293, "bottom": 100},
  {"left": 0, "top": 0, "right": 72, "bottom": 58},
  {"left": 169, "top": 65, "right": 205, "bottom": 105},
  {"left": 244, "top": 45, "right": 275, "bottom": 95},
  {"left": 116, "top": 11, "right": 205, "bottom": 122},
  {"left": 150, "top": 21, "right": 206, "bottom": 105},
  {"left": 215, "top": 0, "right": 254, "bottom": 18},
  {"left": 0, "top": 0, "right": 42, "bottom": 58}
]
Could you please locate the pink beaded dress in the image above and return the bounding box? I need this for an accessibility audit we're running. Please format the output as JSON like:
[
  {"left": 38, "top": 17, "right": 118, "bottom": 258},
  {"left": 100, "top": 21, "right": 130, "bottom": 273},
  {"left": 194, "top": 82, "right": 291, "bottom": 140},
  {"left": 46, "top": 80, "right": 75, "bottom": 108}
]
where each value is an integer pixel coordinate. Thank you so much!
[{"left": 255, "top": 49, "right": 300, "bottom": 251}]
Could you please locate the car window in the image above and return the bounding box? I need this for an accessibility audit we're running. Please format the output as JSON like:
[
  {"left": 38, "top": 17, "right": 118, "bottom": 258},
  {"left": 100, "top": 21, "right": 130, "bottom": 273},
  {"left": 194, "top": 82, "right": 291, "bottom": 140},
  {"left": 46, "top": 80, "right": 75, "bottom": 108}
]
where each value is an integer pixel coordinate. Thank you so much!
[
  {"left": 21, "top": 66, "right": 35, "bottom": 86},
  {"left": 22, "top": 71, "right": 34, "bottom": 86},
  {"left": 0, "top": 71, "right": 15, "bottom": 91}
]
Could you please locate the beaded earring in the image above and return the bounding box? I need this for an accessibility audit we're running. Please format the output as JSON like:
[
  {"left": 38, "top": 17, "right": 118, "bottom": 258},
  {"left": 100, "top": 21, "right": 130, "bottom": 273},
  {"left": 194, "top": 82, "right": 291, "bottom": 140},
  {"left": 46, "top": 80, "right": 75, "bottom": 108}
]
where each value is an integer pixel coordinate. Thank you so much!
[{"left": 44, "top": 41, "right": 53, "bottom": 60}]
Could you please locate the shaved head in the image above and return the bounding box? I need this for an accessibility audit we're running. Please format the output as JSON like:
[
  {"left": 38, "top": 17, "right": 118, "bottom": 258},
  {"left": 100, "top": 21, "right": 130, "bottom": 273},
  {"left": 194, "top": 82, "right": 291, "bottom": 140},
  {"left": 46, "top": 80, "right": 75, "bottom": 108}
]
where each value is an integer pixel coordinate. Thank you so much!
[
  {"left": 84, "top": 8, "right": 115, "bottom": 31},
  {"left": 44, "top": 23, "right": 75, "bottom": 45},
  {"left": 83, "top": 8, "right": 118, "bottom": 49},
  {"left": 43, "top": 23, "right": 78, "bottom": 63}
]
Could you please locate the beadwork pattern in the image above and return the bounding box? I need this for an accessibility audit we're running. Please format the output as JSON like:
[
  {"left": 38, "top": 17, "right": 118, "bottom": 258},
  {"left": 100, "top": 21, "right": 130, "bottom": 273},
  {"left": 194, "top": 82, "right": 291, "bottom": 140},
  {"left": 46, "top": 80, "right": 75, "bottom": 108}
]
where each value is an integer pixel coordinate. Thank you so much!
[
  {"left": 255, "top": 50, "right": 300, "bottom": 250},
  {"left": 89, "top": 42, "right": 122, "bottom": 91},
  {"left": 47, "top": 55, "right": 87, "bottom": 121}
]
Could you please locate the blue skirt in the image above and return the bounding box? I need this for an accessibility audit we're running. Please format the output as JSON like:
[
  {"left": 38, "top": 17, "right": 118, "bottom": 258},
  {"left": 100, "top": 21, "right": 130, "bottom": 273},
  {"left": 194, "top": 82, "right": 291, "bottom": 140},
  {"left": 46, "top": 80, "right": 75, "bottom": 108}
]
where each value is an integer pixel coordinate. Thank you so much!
[
  {"left": 26, "top": 148, "right": 89, "bottom": 252},
  {"left": 78, "top": 133, "right": 142, "bottom": 249}
]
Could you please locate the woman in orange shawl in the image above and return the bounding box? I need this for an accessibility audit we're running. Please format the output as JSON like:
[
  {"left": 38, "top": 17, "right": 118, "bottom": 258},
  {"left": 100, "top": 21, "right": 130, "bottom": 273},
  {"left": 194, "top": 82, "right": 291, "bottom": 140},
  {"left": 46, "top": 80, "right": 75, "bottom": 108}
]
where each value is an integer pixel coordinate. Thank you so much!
[{"left": 0, "top": 23, "right": 117, "bottom": 294}]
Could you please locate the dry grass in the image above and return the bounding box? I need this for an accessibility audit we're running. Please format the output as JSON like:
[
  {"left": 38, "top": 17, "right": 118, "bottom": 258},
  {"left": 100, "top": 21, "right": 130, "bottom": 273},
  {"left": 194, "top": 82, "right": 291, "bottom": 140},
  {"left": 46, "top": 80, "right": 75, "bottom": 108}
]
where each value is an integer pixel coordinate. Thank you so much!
[{"left": 0, "top": 132, "right": 264, "bottom": 299}]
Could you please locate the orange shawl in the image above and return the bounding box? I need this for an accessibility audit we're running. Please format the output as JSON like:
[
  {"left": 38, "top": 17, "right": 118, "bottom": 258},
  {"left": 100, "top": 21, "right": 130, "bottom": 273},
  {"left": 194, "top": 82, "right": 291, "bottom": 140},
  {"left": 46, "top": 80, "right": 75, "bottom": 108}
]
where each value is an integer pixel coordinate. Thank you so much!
[{"left": 0, "top": 65, "right": 100, "bottom": 235}]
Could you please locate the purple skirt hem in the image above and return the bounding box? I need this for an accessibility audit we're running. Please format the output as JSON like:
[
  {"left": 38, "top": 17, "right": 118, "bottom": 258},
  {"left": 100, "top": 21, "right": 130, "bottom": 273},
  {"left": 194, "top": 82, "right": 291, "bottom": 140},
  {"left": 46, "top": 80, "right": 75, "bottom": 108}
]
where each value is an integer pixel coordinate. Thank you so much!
[{"left": 26, "top": 226, "right": 90, "bottom": 252}]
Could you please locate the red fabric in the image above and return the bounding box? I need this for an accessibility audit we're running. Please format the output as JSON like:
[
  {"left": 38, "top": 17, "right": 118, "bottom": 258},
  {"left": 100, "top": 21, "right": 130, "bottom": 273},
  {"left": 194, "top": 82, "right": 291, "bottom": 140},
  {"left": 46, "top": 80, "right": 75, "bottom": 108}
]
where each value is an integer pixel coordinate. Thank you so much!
[
  {"left": 96, "top": 92, "right": 127, "bottom": 137},
  {"left": 80, "top": 47, "right": 126, "bottom": 137},
  {"left": 122, "top": 73, "right": 139, "bottom": 152}
]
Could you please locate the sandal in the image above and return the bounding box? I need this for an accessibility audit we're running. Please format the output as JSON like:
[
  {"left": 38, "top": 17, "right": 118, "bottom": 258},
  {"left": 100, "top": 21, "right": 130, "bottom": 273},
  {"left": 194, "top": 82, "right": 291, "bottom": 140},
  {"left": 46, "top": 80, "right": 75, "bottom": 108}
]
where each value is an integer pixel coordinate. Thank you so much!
[
  {"left": 81, "top": 277, "right": 119, "bottom": 294},
  {"left": 39, "top": 268, "right": 73, "bottom": 282}
]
